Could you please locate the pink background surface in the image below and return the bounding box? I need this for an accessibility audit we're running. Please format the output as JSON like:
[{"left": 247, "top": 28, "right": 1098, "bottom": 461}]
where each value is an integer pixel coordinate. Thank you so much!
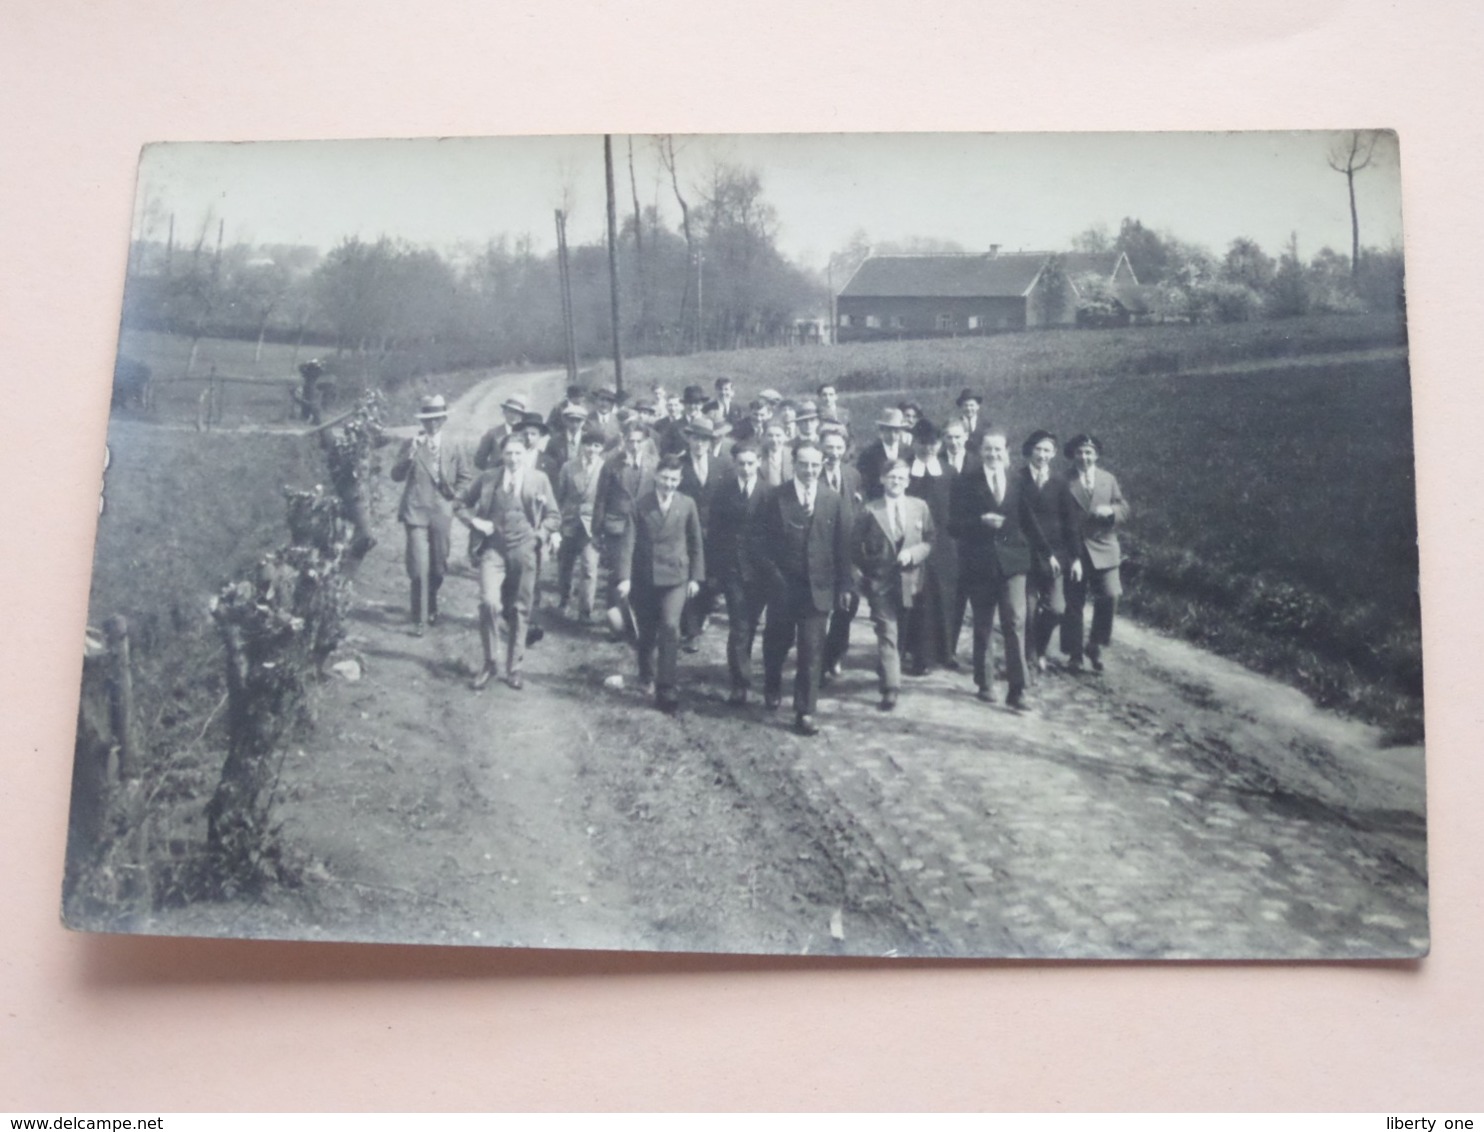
[{"left": 2, "top": 0, "right": 1480, "bottom": 1111}]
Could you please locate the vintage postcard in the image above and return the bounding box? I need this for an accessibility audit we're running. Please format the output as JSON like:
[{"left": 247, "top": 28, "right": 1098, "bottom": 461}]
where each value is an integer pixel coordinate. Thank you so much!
[{"left": 64, "top": 131, "right": 1424, "bottom": 958}]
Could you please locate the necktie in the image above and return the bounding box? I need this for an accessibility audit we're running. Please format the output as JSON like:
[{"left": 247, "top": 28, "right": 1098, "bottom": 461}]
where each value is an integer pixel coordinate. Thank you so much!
[
  {"left": 1082, "top": 473, "right": 1094, "bottom": 493},
  {"left": 804, "top": 488, "right": 814, "bottom": 515},
  {"left": 991, "top": 472, "right": 1003, "bottom": 503},
  {"left": 890, "top": 500, "right": 902, "bottom": 541}
]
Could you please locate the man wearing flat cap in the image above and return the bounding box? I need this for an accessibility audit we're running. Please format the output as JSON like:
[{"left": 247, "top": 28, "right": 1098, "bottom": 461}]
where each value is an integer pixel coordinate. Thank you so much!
[
  {"left": 473, "top": 393, "right": 530, "bottom": 471},
  {"left": 1061, "top": 433, "right": 1130, "bottom": 674},
  {"left": 549, "top": 401, "right": 591, "bottom": 471},
  {"left": 391, "top": 394, "right": 473, "bottom": 635}
]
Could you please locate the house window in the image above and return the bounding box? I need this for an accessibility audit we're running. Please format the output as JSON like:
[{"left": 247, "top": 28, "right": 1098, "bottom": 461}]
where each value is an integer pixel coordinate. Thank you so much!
[
  {"left": 967, "top": 315, "right": 980, "bottom": 330},
  {"left": 865, "top": 314, "right": 881, "bottom": 329},
  {"left": 889, "top": 315, "right": 905, "bottom": 329},
  {"left": 838, "top": 313, "right": 851, "bottom": 328},
  {"left": 936, "top": 313, "right": 953, "bottom": 330}
]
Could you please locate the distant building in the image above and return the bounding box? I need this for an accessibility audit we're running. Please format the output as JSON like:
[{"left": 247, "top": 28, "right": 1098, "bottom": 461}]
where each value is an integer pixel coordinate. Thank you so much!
[{"left": 834, "top": 249, "right": 1137, "bottom": 341}]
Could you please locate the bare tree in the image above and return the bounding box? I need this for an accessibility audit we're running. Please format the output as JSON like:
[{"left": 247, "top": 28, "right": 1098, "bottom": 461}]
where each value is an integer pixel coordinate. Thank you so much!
[
  {"left": 1327, "top": 131, "right": 1379, "bottom": 283},
  {"left": 656, "top": 135, "right": 696, "bottom": 349}
]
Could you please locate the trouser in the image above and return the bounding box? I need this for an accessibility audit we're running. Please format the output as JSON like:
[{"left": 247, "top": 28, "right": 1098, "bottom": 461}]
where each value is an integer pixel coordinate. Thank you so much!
[
  {"left": 722, "top": 576, "right": 767, "bottom": 691},
  {"left": 907, "top": 564, "right": 962, "bottom": 667},
  {"left": 762, "top": 584, "right": 829, "bottom": 717},
  {"left": 404, "top": 516, "right": 451, "bottom": 624},
  {"left": 631, "top": 581, "right": 687, "bottom": 696},
  {"left": 966, "top": 573, "right": 1028, "bottom": 694},
  {"left": 1026, "top": 568, "right": 1067, "bottom": 663},
  {"left": 557, "top": 527, "right": 599, "bottom": 617},
  {"left": 476, "top": 545, "right": 537, "bottom": 674},
  {"left": 823, "top": 591, "right": 858, "bottom": 671},
  {"left": 1063, "top": 558, "right": 1122, "bottom": 659},
  {"left": 865, "top": 586, "right": 905, "bottom": 693}
]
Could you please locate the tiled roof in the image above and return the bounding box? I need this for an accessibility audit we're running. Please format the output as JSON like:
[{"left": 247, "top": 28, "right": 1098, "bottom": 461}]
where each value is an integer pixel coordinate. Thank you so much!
[{"left": 838, "top": 254, "right": 1048, "bottom": 299}]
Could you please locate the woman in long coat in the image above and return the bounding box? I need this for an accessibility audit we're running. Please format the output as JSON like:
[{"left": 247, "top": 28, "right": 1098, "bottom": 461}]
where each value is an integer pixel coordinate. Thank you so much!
[{"left": 906, "top": 419, "right": 964, "bottom": 672}]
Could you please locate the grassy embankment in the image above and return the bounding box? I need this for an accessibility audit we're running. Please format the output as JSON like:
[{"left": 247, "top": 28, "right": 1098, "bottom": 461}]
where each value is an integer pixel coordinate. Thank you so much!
[{"left": 605, "top": 314, "right": 1422, "bottom": 742}]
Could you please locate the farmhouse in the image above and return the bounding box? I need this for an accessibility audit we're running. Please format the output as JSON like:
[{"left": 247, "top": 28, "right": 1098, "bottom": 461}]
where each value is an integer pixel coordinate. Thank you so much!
[{"left": 835, "top": 249, "right": 1137, "bottom": 341}]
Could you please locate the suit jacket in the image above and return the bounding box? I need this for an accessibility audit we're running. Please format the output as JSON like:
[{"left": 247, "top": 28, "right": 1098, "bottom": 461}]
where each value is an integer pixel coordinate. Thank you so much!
[
  {"left": 908, "top": 461, "right": 962, "bottom": 591},
  {"left": 679, "top": 450, "right": 734, "bottom": 533},
  {"left": 455, "top": 467, "right": 559, "bottom": 557},
  {"left": 392, "top": 437, "right": 474, "bottom": 526},
  {"left": 853, "top": 495, "right": 934, "bottom": 608},
  {"left": 556, "top": 453, "right": 605, "bottom": 539},
  {"left": 856, "top": 439, "right": 908, "bottom": 499},
  {"left": 1019, "top": 466, "right": 1077, "bottom": 572},
  {"left": 819, "top": 463, "right": 864, "bottom": 519},
  {"left": 1066, "top": 468, "right": 1129, "bottom": 570},
  {"left": 548, "top": 424, "right": 590, "bottom": 470},
  {"left": 751, "top": 481, "right": 853, "bottom": 614},
  {"left": 948, "top": 463, "right": 1047, "bottom": 581},
  {"left": 708, "top": 475, "right": 769, "bottom": 587},
  {"left": 592, "top": 450, "right": 657, "bottom": 540},
  {"left": 620, "top": 491, "right": 705, "bottom": 589}
]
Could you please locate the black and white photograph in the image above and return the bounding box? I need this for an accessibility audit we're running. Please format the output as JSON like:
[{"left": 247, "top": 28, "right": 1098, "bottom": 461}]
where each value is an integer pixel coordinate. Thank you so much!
[{"left": 63, "top": 130, "right": 1424, "bottom": 960}]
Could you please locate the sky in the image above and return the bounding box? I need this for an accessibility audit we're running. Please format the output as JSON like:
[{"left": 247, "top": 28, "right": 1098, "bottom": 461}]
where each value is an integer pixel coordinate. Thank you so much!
[{"left": 131, "top": 131, "right": 1405, "bottom": 271}]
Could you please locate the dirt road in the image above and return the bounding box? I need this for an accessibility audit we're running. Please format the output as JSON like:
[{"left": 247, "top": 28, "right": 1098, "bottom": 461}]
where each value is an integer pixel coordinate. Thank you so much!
[{"left": 192, "top": 366, "right": 1426, "bottom": 958}]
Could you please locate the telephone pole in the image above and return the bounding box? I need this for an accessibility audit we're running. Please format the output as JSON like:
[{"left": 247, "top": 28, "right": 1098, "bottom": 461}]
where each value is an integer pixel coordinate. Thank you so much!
[{"left": 603, "top": 135, "right": 624, "bottom": 395}]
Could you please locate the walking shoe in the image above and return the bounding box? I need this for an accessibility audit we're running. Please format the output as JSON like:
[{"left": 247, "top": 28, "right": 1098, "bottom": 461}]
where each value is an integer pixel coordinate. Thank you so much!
[
  {"left": 879, "top": 690, "right": 899, "bottom": 712},
  {"left": 470, "top": 664, "right": 497, "bottom": 691},
  {"left": 681, "top": 636, "right": 700, "bottom": 654},
  {"left": 1087, "top": 643, "right": 1104, "bottom": 672},
  {"left": 1006, "top": 688, "right": 1028, "bottom": 712},
  {"left": 764, "top": 693, "right": 782, "bottom": 711},
  {"left": 526, "top": 624, "right": 545, "bottom": 647},
  {"left": 727, "top": 688, "right": 749, "bottom": 706},
  {"left": 505, "top": 673, "right": 524, "bottom": 691},
  {"left": 795, "top": 714, "right": 820, "bottom": 736},
  {"left": 976, "top": 684, "right": 995, "bottom": 703}
]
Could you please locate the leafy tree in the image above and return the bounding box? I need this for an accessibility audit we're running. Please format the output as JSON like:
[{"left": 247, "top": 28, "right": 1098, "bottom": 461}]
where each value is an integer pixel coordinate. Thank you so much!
[
  {"left": 1266, "top": 232, "right": 1311, "bottom": 318},
  {"left": 1113, "top": 218, "right": 1172, "bottom": 284},
  {"left": 1222, "top": 238, "right": 1276, "bottom": 292}
]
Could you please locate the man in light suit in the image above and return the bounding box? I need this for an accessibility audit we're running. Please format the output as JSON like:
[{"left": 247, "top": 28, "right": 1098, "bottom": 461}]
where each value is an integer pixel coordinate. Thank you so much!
[
  {"left": 853, "top": 459, "right": 935, "bottom": 711},
  {"left": 617, "top": 455, "right": 705, "bottom": 713},
  {"left": 948, "top": 430, "right": 1049, "bottom": 711},
  {"left": 1061, "top": 433, "right": 1130, "bottom": 673},
  {"left": 555, "top": 426, "right": 607, "bottom": 622},
  {"left": 753, "top": 439, "right": 855, "bottom": 736},
  {"left": 390, "top": 395, "right": 473, "bottom": 636},
  {"left": 455, "top": 432, "right": 560, "bottom": 691}
]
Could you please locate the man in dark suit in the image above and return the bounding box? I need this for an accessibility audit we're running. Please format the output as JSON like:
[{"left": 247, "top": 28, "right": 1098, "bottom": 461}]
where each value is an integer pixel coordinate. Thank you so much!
[
  {"left": 819, "top": 424, "right": 863, "bottom": 680},
  {"left": 856, "top": 407, "right": 912, "bottom": 499},
  {"left": 753, "top": 439, "right": 855, "bottom": 736},
  {"left": 956, "top": 388, "right": 988, "bottom": 453},
  {"left": 472, "top": 393, "right": 529, "bottom": 471},
  {"left": 592, "top": 420, "right": 658, "bottom": 640},
  {"left": 714, "top": 377, "right": 746, "bottom": 431},
  {"left": 547, "top": 402, "right": 591, "bottom": 470},
  {"left": 1061, "top": 433, "right": 1130, "bottom": 673},
  {"left": 617, "top": 455, "right": 705, "bottom": 713},
  {"left": 709, "top": 441, "right": 769, "bottom": 704},
  {"left": 948, "top": 430, "right": 1049, "bottom": 711},
  {"left": 1018, "top": 429, "right": 1076, "bottom": 675},
  {"left": 906, "top": 418, "right": 965, "bottom": 672},
  {"left": 677, "top": 417, "right": 733, "bottom": 649},
  {"left": 390, "top": 394, "right": 474, "bottom": 636},
  {"left": 853, "top": 459, "right": 935, "bottom": 711},
  {"left": 817, "top": 381, "right": 851, "bottom": 440}
]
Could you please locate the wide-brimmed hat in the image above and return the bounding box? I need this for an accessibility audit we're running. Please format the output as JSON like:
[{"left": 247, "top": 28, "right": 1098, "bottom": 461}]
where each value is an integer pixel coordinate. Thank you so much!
[
  {"left": 684, "top": 417, "right": 731, "bottom": 441},
  {"left": 594, "top": 384, "right": 621, "bottom": 403},
  {"left": 1022, "top": 429, "right": 1057, "bottom": 457},
  {"left": 682, "top": 383, "right": 707, "bottom": 405},
  {"left": 1063, "top": 433, "right": 1103, "bottom": 458},
  {"left": 560, "top": 402, "right": 591, "bottom": 421},
  {"left": 955, "top": 387, "right": 983, "bottom": 407},
  {"left": 875, "top": 408, "right": 909, "bottom": 430},
  {"left": 633, "top": 398, "right": 657, "bottom": 415},
  {"left": 519, "top": 411, "right": 550, "bottom": 436},
  {"left": 416, "top": 394, "right": 450, "bottom": 420},
  {"left": 500, "top": 394, "right": 528, "bottom": 415}
]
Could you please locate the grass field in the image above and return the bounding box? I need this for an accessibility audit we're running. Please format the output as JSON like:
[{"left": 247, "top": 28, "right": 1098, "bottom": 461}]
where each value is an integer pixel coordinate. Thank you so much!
[{"left": 607, "top": 317, "right": 1422, "bottom": 740}]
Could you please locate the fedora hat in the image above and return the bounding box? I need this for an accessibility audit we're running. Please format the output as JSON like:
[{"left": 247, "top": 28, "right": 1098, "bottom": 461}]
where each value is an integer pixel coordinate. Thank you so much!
[
  {"left": 955, "top": 388, "right": 983, "bottom": 407},
  {"left": 682, "top": 383, "right": 707, "bottom": 405},
  {"left": 875, "top": 407, "right": 909, "bottom": 430},
  {"left": 560, "top": 402, "right": 591, "bottom": 421},
  {"left": 520, "top": 411, "right": 550, "bottom": 436},
  {"left": 500, "top": 394, "right": 528, "bottom": 415},
  {"left": 416, "top": 394, "right": 450, "bottom": 420}
]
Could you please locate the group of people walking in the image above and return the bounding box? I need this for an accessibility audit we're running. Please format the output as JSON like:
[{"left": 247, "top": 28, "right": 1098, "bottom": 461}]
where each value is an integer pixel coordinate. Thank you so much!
[{"left": 390, "top": 379, "right": 1129, "bottom": 736}]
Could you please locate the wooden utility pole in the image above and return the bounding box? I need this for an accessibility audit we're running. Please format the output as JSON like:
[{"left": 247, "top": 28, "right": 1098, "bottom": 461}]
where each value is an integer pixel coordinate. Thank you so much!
[
  {"left": 554, "top": 209, "right": 578, "bottom": 384},
  {"left": 603, "top": 135, "right": 624, "bottom": 394}
]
